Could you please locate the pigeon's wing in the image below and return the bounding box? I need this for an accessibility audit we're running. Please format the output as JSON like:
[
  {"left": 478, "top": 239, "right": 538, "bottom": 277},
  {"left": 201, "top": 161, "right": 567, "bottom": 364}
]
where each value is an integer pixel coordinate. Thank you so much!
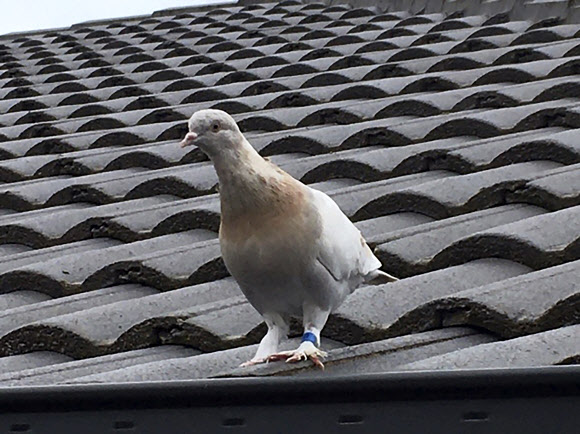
[{"left": 309, "top": 188, "right": 381, "bottom": 283}]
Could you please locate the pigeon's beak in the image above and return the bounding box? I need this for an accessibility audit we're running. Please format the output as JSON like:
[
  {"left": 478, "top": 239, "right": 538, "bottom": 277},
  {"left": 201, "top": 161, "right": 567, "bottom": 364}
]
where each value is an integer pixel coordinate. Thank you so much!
[{"left": 180, "top": 131, "right": 198, "bottom": 148}]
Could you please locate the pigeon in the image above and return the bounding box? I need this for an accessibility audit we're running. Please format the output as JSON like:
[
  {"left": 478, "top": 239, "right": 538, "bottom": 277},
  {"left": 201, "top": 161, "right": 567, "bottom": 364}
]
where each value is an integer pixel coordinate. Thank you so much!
[{"left": 180, "top": 109, "right": 397, "bottom": 368}]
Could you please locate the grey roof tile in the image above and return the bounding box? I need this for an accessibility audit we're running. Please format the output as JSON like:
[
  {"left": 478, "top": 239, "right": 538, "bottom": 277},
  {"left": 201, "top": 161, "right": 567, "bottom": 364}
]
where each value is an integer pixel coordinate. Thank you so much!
[
  {"left": 328, "top": 259, "right": 530, "bottom": 343},
  {"left": 441, "top": 128, "right": 580, "bottom": 172},
  {"left": 0, "top": 164, "right": 218, "bottom": 211},
  {"left": 0, "top": 279, "right": 241, "bottom": 357},
  {"left": 434, "top": 204, "right": 580, "bottom": 269},
  {"left": 397, "top": 324, "right": 580, "bottom": 370},
  {"left": 519, "top": 162, "right": 580, "bottom": 209},
  {"left": 372, "top": 204, "right": 546, "bottom": 276},
  {"left": 0, "top": 290, "right": 52, "bottom": 310},
  {"left": 354, "top": 212, "right": 434, "bottom": 239},
  {"left": 226, "top": 327, "right": 497, "bottom": 378},
  {"left": 63, "top": 345, "right": 262, "bottom": 384},
  {"left": 64, "top": 338, "right": 344, "bottom": 384},
  {"left": 0, "top": 169, "right": 442, "bottom": 247},
  {"left": 0, "top": 345, "right": 197, "bottom": 386},
  {"left": 0, "top": 231, "right": 217, "bottom": 295},
  {"left": 0, "top": 198, "right": 170, "bottom": 246},
  {"left": 0, "top": 284, "right": 158, "bottom": 338},
  {"left": 0, "top": 238, "right": 122, "bottom": 273},
  {"left": 183, "top": 299, "right": 266, "bottom": 350},
  {"left": 0, "top": 351, "right": 72, "bottom": 375},
  {"left": 324, "top": 171, "right": 452, "bottom": 217},
  {"left": 110, "top": 194, "right": 221, "bottom": 237},
  {"left": 355, "top": 161, "right": 561, "bottom": 221},
  {"left": 425, "top": 259, "right": 580, "bottom": 337}
]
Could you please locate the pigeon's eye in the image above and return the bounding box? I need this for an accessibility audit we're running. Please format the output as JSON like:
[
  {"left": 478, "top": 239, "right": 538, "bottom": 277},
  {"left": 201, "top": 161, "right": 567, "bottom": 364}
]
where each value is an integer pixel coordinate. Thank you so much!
[{"left": 211, "top": 122, "right": 220, "bottom": 132}]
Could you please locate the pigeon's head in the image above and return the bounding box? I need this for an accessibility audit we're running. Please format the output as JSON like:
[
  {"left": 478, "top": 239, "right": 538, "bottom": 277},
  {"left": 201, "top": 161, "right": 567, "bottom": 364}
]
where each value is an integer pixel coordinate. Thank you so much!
[{"left": 180, "top": 109, "right": 243, "bottom": 158}]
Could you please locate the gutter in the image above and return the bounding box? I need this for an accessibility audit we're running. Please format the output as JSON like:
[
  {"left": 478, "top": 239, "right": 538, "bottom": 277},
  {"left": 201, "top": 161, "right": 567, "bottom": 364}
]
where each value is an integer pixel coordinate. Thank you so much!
[{"left": 0, "top": 366, "right": 578, "bottom": 433}]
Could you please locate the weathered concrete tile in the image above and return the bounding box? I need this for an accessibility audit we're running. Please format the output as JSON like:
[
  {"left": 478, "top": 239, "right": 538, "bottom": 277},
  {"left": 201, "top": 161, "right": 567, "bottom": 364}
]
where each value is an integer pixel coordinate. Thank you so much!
[
  {"left": 327, "top": 259, "right": 530, "bottom": 344},
  {"left": 374, "top": 204, "right": 546, "bottom": 276},
  {"left": 428, "top": 259, "right": 580, "bottom": 337},
  {"left": 0, "top": 279, "right": 241, "bottom": 358},
  {"left": 0, "top": 346, "right": 196, "bottom": 386},
  {"left": 397, "top": 325, "right": 580, "bottom": 370},
  {"left": 226, "top": 328, "right": 496, "bottom": 377}
]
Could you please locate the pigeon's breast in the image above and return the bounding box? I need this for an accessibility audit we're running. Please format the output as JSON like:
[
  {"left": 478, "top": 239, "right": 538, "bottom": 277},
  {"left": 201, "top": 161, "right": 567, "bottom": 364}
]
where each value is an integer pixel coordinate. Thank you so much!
[{"left": 219, "top": 186, "right": 323, "bottom": 314}]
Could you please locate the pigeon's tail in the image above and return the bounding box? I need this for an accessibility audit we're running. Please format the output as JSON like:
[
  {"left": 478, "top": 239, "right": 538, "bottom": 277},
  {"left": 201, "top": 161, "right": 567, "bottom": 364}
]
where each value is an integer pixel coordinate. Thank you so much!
[{"left": 365, "top": 269, "right": 399, "bottom": 285}]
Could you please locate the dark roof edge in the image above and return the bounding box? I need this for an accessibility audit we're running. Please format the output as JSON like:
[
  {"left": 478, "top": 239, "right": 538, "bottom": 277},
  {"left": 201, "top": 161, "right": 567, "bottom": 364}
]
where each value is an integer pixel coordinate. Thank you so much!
[
  {"left": 1, "top": 366, "right": 578, "bottom": 411},
  {"left": 4, "top": 0, "right": 579, "bottom": 40},
  {"left": 239, "top": 0, "right": 580, "bottom": 24},
  {"left": 0, "top": 0, "right": 237, "bottom": 40},
  {"left": 151, "top": 1, "right": 238, "bottom": 18}
]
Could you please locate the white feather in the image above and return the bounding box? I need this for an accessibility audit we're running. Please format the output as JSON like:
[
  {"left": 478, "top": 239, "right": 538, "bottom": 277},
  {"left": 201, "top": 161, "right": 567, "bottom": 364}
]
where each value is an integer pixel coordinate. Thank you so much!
[{"left": 309, "top": 188, "right": 382, "bottom": 289}]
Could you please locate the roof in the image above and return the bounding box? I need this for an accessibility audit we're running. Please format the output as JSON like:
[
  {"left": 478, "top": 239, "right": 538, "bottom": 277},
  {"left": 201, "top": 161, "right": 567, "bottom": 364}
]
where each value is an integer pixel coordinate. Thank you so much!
[{"left": 0, "top": 0, "right": 578, "bottom": 387}]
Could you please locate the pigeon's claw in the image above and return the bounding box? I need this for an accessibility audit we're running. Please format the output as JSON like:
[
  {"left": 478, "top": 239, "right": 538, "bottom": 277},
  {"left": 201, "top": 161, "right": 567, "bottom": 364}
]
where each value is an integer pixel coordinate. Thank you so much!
[
  {"left": 285, "top": 351, "right": 326, "bottom": 369},
  {"left": 240, "top": 358, "right": 266, "bottom": 367},
  {"left": 265, "top": 353, "right": 292, "bottom": 363},
  {"left": 267, "top": 342, "right": 327, "bottom": 369},
  {"left": 309, "top": 353, "right": 326, "bottom": 369}
]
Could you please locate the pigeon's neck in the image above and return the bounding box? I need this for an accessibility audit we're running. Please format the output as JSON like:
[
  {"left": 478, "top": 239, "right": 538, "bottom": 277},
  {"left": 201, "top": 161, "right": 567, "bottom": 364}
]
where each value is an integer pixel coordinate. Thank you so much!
[
  {"left": 213, "top": 138, "right": 302, "bottom": 220},
  {"left": 212, "top": 137, "right": 267, "bottom": 183}
]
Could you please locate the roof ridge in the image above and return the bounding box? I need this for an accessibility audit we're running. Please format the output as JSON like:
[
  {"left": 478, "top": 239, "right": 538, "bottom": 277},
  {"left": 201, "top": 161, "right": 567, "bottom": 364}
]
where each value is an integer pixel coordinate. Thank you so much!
[{"left": 0, "top": 1, "right": 237, "bottom": 40}]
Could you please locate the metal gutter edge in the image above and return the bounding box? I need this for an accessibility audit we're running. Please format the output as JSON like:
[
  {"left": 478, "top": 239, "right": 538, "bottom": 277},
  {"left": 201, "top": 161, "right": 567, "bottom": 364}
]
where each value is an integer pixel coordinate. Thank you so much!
[{"left": 0, "top": 366, "right": 577, "bottom": 433}]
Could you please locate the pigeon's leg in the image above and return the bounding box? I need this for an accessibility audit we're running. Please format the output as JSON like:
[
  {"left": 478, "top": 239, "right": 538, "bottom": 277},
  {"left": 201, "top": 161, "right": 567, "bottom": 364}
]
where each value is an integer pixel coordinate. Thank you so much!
[
  {"left": 240, "top": 314, "right": 288, "bottom": 367},
  {"left": 268, "top": 304, "right": 330, "bottom": 369}
]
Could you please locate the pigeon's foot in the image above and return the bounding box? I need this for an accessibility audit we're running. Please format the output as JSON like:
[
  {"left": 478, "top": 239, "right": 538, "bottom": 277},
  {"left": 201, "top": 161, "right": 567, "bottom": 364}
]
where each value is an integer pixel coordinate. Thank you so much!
[
  {"left": 240, "top": 358, "right": 266, "bottom": 368},
  {"left": 267, "top": 341, "right": 327, "bottom": 369}
]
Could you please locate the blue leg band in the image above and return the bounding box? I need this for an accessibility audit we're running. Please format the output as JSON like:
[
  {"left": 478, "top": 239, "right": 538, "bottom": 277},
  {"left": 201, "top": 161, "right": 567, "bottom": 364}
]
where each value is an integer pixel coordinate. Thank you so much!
[{"left": 301, "top": 331, "right": 317, "bottom": 345}]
